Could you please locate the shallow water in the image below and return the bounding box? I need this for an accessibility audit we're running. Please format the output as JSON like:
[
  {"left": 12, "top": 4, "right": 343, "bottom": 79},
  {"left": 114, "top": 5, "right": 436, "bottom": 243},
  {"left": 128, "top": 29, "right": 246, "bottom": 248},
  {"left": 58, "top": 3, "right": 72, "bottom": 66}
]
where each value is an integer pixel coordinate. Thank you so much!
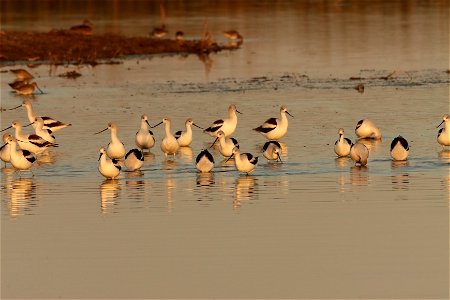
[{"left": 1, "top": 1, "right": 449, "bottom": 299}]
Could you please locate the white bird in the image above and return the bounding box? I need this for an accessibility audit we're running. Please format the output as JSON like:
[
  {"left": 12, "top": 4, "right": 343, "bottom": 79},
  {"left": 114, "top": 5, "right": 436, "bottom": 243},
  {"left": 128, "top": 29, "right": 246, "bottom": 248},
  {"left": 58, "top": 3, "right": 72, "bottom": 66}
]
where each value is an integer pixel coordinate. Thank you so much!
[
  {"left": 195, "top": 149, "right": 215, "bottom": 173},
  {"left": 334, "top": 128, "right": 353, "bottom": 157},
  {"left": 124, "top": 149, "right": 144, "bottom": 171},
  {"left": 9, "top": 100, "right": 72, "bottom": 132},
  {"left": 98, "top": 147, "right": 121, "bottom": 179},
  {"left": 262, "top": 141, "right": 282, "bottom": 162},
  {"left": 95, "top": 122, "right": 126, "bottom": 160},
  {"left": 5, "top": 135, "right": 36, "bottom": 173},
  {"left": 135, "top": 114, "right": 155, "bottom": 151},
  {"left": 33, "top": 117, "right": 56, "bottom": 143},
  {"left": 204, "top": 104, "right": 241, "bottom": 137},
  {"left": 390, "top": 136, "right": 409, "bottom": 161},
  {"left": 350, "top": 143, "right": 369, "bottom": 166},
  {"left": 0, "top": 133, "right": 13, "bottom": 166},
  {"left": 437, "top": 114, "right": 450, "bottom": 147},
  {"left": 253, "top": 105, "right": 293, "bottom": 140},
  {"left": 175, "top": 118, "right": 203, "bottom": 147},
  {"left": 152, "top": 117, "right": 179, "bottom": 157},
  {"left": 355, "top": 119, "right": 382, "bottom": 140},
  {"left": 226, "top": 147, "right": 258, "bottom": 174},
  {"left": 1, "top": 120, "right": 58, "bottom": 154},
  {"left": 210, "top": 130, "right": 239, "bottom": 157}
]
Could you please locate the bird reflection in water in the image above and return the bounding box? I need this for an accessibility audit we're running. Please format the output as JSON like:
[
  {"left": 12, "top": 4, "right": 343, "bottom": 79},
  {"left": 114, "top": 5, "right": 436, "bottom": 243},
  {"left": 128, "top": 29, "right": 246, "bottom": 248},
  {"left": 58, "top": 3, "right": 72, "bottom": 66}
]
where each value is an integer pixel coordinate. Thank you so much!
[
  {"left": 350, "top": 165, "right": 369, "bottom": 187},
  {"left": 5, "top": 177, "right": 37, "bottom": 217},
  {"left": 165, "top": 175, "right": 175, "bottom": 214},
  {"left": 234, "top": 176, "right": 257, "bottom": 209},
  {"left": 143, "top": 151, "right": 156, "bottom": 163},
  {"left": 36, "top": 151, "right": 58, "bottom": 166},
  {"left": 178, "top": 146, "right": 193, "bottom": 163},
  {"left": 357, "top": 138, "right": 381, "bottom": 152},
  {"left": 196, "top": 172, "right": 215, "bottom": 187},
  {"left": 438, "top": 149, "right": 450, "bottom": 162},
  {"left": 390, "top": 160, "right": 410, "bottom": 191},
  {"left": 100, "top": 179, "right": 121, "bottom": 215}
]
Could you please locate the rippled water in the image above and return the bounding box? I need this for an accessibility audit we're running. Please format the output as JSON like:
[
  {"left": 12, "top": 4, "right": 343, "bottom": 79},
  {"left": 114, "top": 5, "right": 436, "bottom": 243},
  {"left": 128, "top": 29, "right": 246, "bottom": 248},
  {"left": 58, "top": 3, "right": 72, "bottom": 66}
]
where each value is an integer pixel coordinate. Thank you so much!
[{"left": 1, "top": 1, "right": 449, "bottom": 299}]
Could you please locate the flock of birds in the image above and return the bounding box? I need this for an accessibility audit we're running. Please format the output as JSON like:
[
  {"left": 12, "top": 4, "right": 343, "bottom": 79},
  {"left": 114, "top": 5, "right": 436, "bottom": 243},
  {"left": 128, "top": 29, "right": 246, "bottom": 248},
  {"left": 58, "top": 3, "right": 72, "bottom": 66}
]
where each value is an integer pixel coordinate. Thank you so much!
[{"left": 2, "top": 69, "right": 450, "bottom": 179}]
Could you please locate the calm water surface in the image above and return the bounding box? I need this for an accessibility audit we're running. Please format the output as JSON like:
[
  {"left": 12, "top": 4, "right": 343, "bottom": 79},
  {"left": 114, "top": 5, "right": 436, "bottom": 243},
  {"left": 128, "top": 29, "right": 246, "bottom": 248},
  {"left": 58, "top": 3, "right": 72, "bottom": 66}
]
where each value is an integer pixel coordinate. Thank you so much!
[{"left": 1, "top": 1, "right": 449, "bottom": 299}]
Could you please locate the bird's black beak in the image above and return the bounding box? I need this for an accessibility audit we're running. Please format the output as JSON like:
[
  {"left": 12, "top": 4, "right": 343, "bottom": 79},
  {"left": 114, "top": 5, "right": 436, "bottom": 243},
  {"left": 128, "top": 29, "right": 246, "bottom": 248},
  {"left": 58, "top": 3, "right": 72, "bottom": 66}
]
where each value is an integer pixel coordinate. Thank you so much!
[
  {"left": 236, "top": 109, "right": 243, "bottom": 114},
  {"left": 193, "top": 123, "right": 204, "bottom": 130},
  {"left": 210, "top": 137, "right": 218, "bottom": 148},
  {"left": 145, "top": 120, "right": 152, "bottom": 127},
  {"left": 94, "top": 128, "right": 108, "bottom": 135},
  {"left": 151, "top": 121, "right": 163, "bottom": 128},
  {"left": 9, "top": 104, "right": 22, "bottom": 110},
  {"left": 277, "top": 153, "right": 282, "bottom": 162},
  {"left": 225, "top": 154, "right": 234, "bottom": 163},
  {"left": 98, "top": 153, "right": 102, "bottom": 161},
  {"left": 0, "top": 143, "right": 6, "bottom": 151},
  {"left": 23, "top": 122, "right": 34, "bottom": 127},
  {"left": 286, "top": 111, "right": 294, "bottom": 117},
  {"left": 0, "top": 125, "right": 12, "bottom": 132},
  {"left": 437, "top": 120, "right": 445, "bottom": 128}
]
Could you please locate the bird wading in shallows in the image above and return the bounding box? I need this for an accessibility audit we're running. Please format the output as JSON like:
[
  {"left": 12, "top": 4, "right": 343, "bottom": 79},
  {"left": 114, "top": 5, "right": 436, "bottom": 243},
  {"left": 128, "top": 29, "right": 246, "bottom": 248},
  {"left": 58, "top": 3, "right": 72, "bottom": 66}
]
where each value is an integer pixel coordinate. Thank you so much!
[{"left": 253, "top": 105, "right": 293, "bottom": 141}]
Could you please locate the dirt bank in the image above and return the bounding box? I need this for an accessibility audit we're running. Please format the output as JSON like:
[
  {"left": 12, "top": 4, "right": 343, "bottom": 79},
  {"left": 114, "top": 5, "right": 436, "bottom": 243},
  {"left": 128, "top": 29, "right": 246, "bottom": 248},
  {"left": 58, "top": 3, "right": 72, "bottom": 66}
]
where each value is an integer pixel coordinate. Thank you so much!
[{"left": 0, "top": 30, "right": 241, "bottom": 65}]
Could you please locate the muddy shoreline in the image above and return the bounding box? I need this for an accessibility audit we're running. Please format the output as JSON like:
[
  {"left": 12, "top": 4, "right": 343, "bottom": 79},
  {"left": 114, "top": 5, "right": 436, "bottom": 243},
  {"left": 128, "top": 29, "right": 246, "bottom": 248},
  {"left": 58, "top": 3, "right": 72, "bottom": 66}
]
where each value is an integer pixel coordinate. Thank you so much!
[{"left": 0, "top": 30, "right": 240, "bottom": 66}]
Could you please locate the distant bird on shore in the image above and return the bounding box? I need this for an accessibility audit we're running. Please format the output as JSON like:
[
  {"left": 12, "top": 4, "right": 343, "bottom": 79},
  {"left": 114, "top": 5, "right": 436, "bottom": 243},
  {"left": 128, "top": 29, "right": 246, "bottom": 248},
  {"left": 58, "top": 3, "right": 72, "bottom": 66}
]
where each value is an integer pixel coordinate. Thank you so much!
[
  {"left": 151, "top": 25, "right": 168, "bottom": 38},
  {"left": 10, "top": 69, "right": 34, "bottom": 80},
  {"left": 223, "top": 30, "right": 243, "bottom": 42},
  {"left": 70, "top": 19, "right": 93, "bottom": 35},
  {"left": 175, "top": 31, "right": 185, "bottom": 43},
  {"left": 355, "top": 119, "right": 382, "bottom": 140}
]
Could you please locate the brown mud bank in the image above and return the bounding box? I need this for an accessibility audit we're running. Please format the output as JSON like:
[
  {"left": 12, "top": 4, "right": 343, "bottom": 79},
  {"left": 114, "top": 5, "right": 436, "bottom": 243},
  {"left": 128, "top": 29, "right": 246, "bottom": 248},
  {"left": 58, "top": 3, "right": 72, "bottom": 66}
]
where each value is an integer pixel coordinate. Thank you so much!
[{"left": 0, "top": 30, "right": 241, "bottom": 66}]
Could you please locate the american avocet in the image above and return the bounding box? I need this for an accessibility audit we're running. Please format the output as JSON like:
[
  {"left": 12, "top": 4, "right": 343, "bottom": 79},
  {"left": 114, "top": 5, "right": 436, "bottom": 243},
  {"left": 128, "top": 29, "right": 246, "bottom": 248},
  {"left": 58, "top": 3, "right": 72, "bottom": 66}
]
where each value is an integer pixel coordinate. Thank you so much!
[
  {"left": 124, "top": 149, "right": 144, "bottom": 171},
  {"left": 355, "top": 119, "right": 382, "bottom": 140},
  {"left": 350, "top": 143, "right": 369, "bottom": 166},
  {"left": 12, "top": 82, "right": 43, "bottom": 95},
  {"left": 10, "top": 69, "right": 34, "bottom": 80},
  {"left": 70, "top": 19, "right": 93, "bottom": 35},
  {"left": 9, "top": 100, "right": 72, "bottom": 132},
  {"left": 135, "top": 114, "right": 155, "bottom": 151},
  {"left": 226, "top": 147, "right": 258, "bottom": 174},
  {"left": 253, "top": 105, "right": 293, "bottom": 140},
  {"left": 95, "top": 122, "right": 126, "bottom": 160},
  {"left": 204, "top": 104, "right": 241, "bottom": 137},
  {"left": 152, "top": 118, "right": 179, "bottom": 157},
  {"left": 437, "top": 114, "right": 450, "bottom": 147},
  {"left": 1, "top": 120, "right": 57, "bottom": 154},
  {"left": 334, "top": 128, "right": 353, "bottom": 157},
  {"left": 195, "top": 149, "right": 215, "bottom": 173},
  {"left": 6, "top": 136, "right": 36, "bottom": 173},
  {"left": 390, "top": 136, "right": 409, "bottom": 161},
  {"left": 210, "top": 130, "right": 239, "bottom": 157},
  {"left": 98, "top": 147, "right": 121, "bottom": 179},
  {"left": 262, "top": 141, "right": 282, "bottom": 162},
  {"left": 0, "top": 133, "right": 13, "bottom": 166},
  {"left": 175, "top": 118, "right": 203, "bottom": 147},
  {"left": 33, "top": 117, "right": 56, "bottom": 143}
]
